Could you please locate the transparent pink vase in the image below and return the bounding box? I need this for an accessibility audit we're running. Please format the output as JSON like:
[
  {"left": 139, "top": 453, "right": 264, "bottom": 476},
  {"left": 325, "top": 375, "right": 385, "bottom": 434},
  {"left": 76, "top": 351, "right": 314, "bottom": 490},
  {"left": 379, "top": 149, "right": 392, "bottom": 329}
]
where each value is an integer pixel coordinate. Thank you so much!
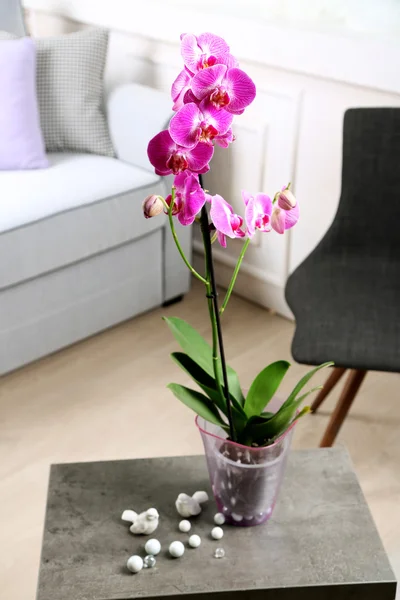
[{"left": 196, "top": 403, "right": 296, "bottom": 527}]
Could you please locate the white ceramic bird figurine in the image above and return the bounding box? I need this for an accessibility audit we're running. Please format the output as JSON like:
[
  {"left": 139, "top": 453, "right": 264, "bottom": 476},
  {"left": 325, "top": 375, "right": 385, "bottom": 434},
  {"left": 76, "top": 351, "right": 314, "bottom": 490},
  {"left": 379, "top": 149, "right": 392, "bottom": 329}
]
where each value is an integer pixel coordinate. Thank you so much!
[
  {"left": 121, "top": 509, "right": 138, "bottom": 523},
  {"left": 175, "top": 491, "right": 209, "bottom": 517},
  {"left": 129, "top": 508, "right": 159, "bottom": 535},
  {"left": 192, "top": 490, "right": 209, "bottom": 504}
]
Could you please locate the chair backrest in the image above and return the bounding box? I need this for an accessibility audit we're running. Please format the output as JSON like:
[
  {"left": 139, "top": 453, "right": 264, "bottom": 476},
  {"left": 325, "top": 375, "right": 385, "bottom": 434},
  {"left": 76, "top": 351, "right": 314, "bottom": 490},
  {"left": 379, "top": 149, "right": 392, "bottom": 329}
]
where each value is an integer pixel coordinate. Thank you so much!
[
  {"left": 327, "top": 108, "right": 400, "bottom": 260},
  {"left": 0, "top": 0, "right": 26, "bottom": 36}
]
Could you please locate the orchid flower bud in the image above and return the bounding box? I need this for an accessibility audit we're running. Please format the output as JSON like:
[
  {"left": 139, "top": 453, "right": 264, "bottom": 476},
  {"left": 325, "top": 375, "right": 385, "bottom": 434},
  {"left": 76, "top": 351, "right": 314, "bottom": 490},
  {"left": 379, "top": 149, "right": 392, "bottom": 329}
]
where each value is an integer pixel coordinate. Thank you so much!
[
  {"left": 142, "top": 195, "right": 164, "bottom": 219},
  {"left": 271, "top": 207, "right": 286, "bottom": 234},
  {"left": 278, "top": 188, "right": 296, "bottom": 211}
]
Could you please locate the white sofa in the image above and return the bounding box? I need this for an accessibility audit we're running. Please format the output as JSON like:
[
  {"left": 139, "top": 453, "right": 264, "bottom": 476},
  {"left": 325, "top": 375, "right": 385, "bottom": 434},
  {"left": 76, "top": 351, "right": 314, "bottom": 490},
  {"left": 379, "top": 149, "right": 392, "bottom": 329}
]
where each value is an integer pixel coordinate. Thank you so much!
[{"left": 0, "top": 83, "right": 191, "bottom": 374}]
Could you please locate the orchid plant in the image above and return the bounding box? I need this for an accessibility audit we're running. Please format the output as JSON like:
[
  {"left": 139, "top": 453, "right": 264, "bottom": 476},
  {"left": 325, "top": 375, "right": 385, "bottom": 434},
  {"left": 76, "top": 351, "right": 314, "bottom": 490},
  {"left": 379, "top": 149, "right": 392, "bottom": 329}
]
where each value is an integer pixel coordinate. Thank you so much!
[{"left": 144, "top": 32, "right": 332, "bottom": 447}]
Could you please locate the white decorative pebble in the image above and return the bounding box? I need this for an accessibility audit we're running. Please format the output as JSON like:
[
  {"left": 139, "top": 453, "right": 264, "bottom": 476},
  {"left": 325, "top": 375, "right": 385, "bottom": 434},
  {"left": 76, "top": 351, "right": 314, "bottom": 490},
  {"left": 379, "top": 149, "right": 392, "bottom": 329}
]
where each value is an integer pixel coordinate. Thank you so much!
[
  {"left": 214, "top": 547, "right": 225, "bottom": 558},
  {"left": 144, "top": 538, "right": 161, "bottom": 556},
  {"left": 179, "top": 519, "right": 191, "bottom": 533},
  {"left": 169, "top": 541, "right": 185, "bottom": 558},
  {"left": 232, "top": 513, "right": 243, "bottom": 522},
  {"left": 188, "top": 534, "right": 201, "bottom": 548},
  {"left": 211, "top": 526, "right": 224, "bottom": 540},
  {"left": 127, "top": 555, "right": 143, "bottom": 573},
  {"left": 121, "top": 509, "right": 138, "bottom": 523},
  {"left": 214, "top": 512, "right": 225, "bottom": 525}
]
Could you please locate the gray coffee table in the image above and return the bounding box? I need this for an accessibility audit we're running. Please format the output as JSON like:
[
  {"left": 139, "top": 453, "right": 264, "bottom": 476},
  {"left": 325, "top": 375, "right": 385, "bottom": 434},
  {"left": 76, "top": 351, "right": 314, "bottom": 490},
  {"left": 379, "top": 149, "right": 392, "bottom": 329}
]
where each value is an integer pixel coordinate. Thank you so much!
[{"left": 36, "top": 448, "right": 396, "bottom": 600}]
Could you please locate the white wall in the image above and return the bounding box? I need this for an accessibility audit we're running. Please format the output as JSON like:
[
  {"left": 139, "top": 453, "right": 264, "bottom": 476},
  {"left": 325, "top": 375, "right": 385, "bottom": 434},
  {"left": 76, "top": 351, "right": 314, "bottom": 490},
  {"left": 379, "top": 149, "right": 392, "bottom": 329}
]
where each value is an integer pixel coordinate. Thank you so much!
[{"left": 24, "top": 0, "right": 400, "bottom": 317}]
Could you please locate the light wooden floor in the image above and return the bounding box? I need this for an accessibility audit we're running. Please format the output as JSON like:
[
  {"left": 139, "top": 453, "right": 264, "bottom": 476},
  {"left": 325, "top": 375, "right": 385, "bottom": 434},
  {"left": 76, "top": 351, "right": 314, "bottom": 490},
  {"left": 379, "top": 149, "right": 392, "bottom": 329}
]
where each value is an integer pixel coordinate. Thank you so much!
[{"left": 1, "top": 282, "right": 399, "bottom": 599}]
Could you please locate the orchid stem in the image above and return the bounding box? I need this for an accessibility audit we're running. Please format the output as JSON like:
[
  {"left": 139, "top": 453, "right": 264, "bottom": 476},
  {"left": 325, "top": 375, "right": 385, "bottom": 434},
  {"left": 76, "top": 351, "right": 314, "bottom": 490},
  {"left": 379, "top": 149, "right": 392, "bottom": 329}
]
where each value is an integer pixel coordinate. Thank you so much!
[
  {"left": 167, "top": 189, "right": 207, "bottom": 285},
  {"left": 220, "top": 238, "right": 250, "bottom": 315},
  {"left": 200, "top": 205, "right": 236, "bottom": 442}
]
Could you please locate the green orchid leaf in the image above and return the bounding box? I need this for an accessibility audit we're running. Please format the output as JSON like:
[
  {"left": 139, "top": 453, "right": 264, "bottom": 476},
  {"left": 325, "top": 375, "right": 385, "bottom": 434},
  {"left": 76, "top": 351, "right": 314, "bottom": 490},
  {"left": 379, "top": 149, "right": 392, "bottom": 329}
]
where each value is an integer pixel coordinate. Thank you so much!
[
  {"left": 291, "top": 405, "right": 311, "bottom": 424},
  {"left": 262, "top": 412, "right": 275, "bottom": 419},
  {"left": 164, "top": 317, "right": 214, "bottom": 374},
  {"left": 285, "top": 362, "right": 334, "bottom": 407},
  {"left": 170, "top": 352, "right": 226, "bottom": 413},
  {"left": 167, "top": 383, "right": 227, "bottom": 428},
  {"left": 244, "top": 412, "right": 275, "bottom": 428},
  {"left": 244, "top": 360, "right": 290, "bottom": 418},
  {"left": 170, "top": 352, "right": 248, "bottom": 434},
  {"left": 164, "top": 317, "right": 245, "bottom": 406},
  {"left": 247, "top": 386, "right": 322, "bottom": 444}
]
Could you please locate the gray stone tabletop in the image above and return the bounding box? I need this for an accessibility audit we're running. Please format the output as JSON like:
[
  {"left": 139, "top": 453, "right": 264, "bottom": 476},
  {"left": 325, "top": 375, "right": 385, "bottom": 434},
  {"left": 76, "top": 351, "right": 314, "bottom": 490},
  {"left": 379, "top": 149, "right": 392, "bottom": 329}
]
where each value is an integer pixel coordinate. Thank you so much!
[{"left": 37, "top": 449, "right": 397, "bottom": 600}]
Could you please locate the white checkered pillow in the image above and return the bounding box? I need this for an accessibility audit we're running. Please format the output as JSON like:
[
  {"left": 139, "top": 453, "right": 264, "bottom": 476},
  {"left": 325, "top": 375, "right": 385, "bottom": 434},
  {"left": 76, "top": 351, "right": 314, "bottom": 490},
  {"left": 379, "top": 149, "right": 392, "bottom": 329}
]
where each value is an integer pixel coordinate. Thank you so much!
[{"left": 0, "top": 28, "right": 114, "bottom": 157}]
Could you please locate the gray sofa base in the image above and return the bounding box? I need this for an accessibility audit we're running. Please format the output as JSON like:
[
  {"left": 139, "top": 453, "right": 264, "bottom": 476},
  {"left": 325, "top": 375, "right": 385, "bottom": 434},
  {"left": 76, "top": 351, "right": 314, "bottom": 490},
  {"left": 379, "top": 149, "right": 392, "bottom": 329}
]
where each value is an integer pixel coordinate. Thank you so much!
[
  {"left": 0, "top": 231, "right": 171, "bottom": 375},
  {"left": 0, "top": 83, "right": 192, "bottom": 375}
]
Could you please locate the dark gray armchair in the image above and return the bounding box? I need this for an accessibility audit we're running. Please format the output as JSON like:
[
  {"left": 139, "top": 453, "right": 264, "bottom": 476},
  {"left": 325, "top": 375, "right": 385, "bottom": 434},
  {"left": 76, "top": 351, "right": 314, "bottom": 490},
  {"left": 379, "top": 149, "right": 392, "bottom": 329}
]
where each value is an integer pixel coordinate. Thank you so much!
[{"left": 286, "top": 108, "right": 400, "bottom": 447}]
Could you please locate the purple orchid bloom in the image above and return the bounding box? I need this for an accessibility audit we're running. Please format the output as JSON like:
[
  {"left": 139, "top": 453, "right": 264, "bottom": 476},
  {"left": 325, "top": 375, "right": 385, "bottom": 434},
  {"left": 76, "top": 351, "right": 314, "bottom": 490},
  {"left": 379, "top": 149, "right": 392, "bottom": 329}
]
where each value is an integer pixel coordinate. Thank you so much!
[
  {"left": 147, "top": 130, "right": 214, "bottom": 176},
  {"left": 191, "top": 64, "right": 256, "bottom": 114},
  {"left": 214, "top": 127, "right": 235, "bottom": 148},
  {"left": 165, "top": 171, "right": 206, "bottom": 226},
  {"left": 171, "top": 69, "right": 192, "bottom": 111},
  {"left": 169, "top": 100, "right": 233, "bottom": 149},
  {"left": 243, "top": 191, "right": 273, "bottom": 237},
  {"left": 271, "top": 190, "right": 299, "bottom": 234},
  {"left": 180, "top": 33, "right": 237, "bottom": 74},
  {"left": 244, "top": 187, "right": 299, "bottom": 236},
  {"left": 210, "top": 194, "right": 246, "bottom": 247}
]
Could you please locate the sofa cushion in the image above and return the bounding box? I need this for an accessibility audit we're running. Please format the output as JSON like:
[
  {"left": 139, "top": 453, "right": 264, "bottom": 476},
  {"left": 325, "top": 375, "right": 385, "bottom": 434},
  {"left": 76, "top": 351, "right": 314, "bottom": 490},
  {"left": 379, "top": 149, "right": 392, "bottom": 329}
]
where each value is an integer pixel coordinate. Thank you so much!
[
  {"left": 0, "top": 153, "right": 168, "bottom": 289},
  {"left": 0, "top": 29, "right": 114, "bottom": 157},
  {"left": 0, "top": 38, "right": 48, "bottom": 170}
]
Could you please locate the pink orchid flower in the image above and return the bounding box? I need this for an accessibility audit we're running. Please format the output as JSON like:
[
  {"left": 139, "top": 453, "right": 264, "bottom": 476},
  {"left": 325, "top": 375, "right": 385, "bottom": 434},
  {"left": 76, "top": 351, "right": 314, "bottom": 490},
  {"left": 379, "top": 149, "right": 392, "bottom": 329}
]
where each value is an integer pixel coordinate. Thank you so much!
[
  {"left": 243, "top": 191, "right": 273, "bottom": 237},
  {"left": 171, "top": 69, "right": 192, "bottom": 111},
  {"left": 191, "top": 64, "right": 256, "bottom": 114},
  {"left": 169, "top": 100, "right": 233, "bottom": 149},
  {"left": 181, "top": 33, "right": 237, "bottom": 74},
  {"left": 147, "top": 130, "right": 213, "bottom": 176},
  {"left": 243, "top": 188, "right": 299, "bottom": 236},
  {"left": 210, "top": 194, "right": 246, "bottom": 247},
  {"left": 165, "top": 172, "right": 206, "bottom": 226},
  {"left": 271, "top": 190, "right": 299, "bottom": 234},
  {"left": 214, "top": 127, "right": 235, "bottom": 148}
]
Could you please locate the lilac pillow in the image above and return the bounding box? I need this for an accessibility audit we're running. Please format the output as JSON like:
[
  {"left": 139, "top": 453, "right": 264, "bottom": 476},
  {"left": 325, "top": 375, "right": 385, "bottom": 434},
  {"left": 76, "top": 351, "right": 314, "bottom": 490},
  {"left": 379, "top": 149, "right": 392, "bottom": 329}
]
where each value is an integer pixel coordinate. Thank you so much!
[{"left": 0, "top": 38, "right": 48, "bottom": 170}]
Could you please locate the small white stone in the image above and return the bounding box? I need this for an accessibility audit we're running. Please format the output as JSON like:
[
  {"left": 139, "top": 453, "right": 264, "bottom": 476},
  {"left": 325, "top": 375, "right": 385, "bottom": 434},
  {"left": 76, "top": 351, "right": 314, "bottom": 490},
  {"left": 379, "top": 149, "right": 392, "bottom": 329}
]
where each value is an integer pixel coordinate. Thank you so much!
[
  {"left": 211, "top": 526, "right": 224, "bottom": 540},
  {"left": 232, "top": 513, "right": 243, "bottom": 522},
  {"left": 188, "top": 534, "right": 201, "bottom": 548},
  {"left": 144, "top": 538, "right": 161, "bottom": 556},
  {"left": 121, "top": 509, "right": 138, "bottom": 523},
  {"left": 169, "top": 541, "right": 185, "bottom": 558},
  {"left": 192, "top": 490, "right": 209, "bottom": 504},
  {"left": 127, "top": 555, "right": 143, "bottom": 573},
  {"left": 179, "top": 519, "right": 191, "bottom": 533},
  {"left": 214, "top": 513, "right": 226, "bottom": 525}
]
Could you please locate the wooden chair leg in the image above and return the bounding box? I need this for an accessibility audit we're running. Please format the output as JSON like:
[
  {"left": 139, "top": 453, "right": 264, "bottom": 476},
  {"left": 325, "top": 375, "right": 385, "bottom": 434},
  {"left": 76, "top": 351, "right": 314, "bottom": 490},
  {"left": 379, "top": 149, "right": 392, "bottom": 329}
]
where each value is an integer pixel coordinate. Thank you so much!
[
  {"left": 311, "top": 367, "right": 347, "bottom": 413},
  {"left": 319, "top": 369, "right": 367, "bottom": 448}
]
